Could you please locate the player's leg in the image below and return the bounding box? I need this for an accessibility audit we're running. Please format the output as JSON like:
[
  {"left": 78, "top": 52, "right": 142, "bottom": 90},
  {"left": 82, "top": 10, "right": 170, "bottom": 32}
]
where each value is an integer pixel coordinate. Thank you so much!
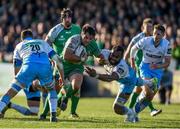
[
  {"left": 113, "top": 91, "right": 130, "bottom": 115},
  {"left": 128, "top": 87, "right": 142, "bottom": 109},
  {"left": 0, "top": 64, "right": 34, "bottom": 118},
  {"left": 165, "top": 86, "right": 172, "bottom": 105},
  {"left": 9, "top": 88, "right": 40, "bottom": 116},
  {"left": 68, "top": 72, "right": 83, "bottom": 118},
  {"left": 0, "top": 80, "right": 24, "bottom": 118},
  {"left": 39, "top": 64, "right": 58, "bottom": 122}
]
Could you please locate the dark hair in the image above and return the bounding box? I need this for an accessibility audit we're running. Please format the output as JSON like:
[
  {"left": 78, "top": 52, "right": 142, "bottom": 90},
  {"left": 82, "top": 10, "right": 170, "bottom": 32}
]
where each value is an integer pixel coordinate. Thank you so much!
[
  {"left": 21, "top": 29, "right": 33, "bottom": 40},
  {"left": 143, "top": 18, "right": 153, "bottom": 25},
  {"left": 61, "top": 8, "right": 72, "bottom": 19},
  {"left": 82, "top": 24, "right": 96, "bottom": 36},
  {"left": 154, "top": 24, "right": 165, "bottom": 33},
  {"left": 112, "top": 45, "right": 124, "bottom": 54}
]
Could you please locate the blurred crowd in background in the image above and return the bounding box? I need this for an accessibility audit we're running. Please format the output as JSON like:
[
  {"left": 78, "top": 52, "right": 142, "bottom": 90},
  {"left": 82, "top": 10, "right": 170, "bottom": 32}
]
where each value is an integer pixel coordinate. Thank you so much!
[{"left": 0, "top": 0, "right": 180, "bottom": 70}]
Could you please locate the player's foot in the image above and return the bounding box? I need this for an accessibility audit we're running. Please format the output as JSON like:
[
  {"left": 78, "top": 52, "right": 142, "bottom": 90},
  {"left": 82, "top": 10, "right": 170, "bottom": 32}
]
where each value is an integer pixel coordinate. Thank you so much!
[
  {"left": 50, "top": 112, "right": 58, "bottom": 122},
  {"left": 0, "top": 113, "right": 4, "bottom": 118},
  {"left": 150, "top": 109, "right": 162, "bottom": 117},
  {"left": 39, "top": 114, "right": 46, "bottom": 120},
  {"left": 59, "top": 97, "right": 68, "bottom": 111},
  {"left": 124, "top": 109, "right": 136, "bottom": 123},
  {"left": 0, "top": 102, "right": 11, "bottom": 118},
  {"left": 69, "top": 113, "right": 80, "bottom": 119},
  {"left": 151, "top": 78, "right": 158, "bottom": 92},
  {"left": 50, "top": 116, "right": 58, "bottom": 122}
]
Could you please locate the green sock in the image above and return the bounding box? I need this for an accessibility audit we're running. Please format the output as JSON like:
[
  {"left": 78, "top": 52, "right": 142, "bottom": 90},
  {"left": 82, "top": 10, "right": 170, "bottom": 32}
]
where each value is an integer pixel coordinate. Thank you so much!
[
  {"left": 64, "top": 84, "right": 78, "bottom": 100},
  {"left": 128, "top": 92, "right": 140, "bottom": 108},
  {"left": 71, "top": 92, "right": 80, "bottom": 114},
  {"left": 57, "top": 91, "right": 63, "bottom": 105},
  {"left": 41, "top": 98, "right": 50, "bottom": 116},
  {"left": 148, "top": 101, "right": 155, "bottom": 111}
]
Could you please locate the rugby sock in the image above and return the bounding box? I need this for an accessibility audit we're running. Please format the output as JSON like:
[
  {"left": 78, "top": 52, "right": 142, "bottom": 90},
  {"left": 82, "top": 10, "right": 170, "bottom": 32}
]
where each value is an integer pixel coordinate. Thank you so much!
[
  {"left": 49, "top": 90, "right": 57, "bottom": 113},
  {"left": 148, "top": 102, "right": 155, "bottom": 111},
  {"left": 0, "top": 95, "right": 11, "bottom": 112},
  {"left": 11, "top": 103, "right": 32, "bottom": 115},
  {"left": 42, "top": 92, "right": 48, "bottom": 106},
  {"left": 134, "top": 98, "right": 150, "bottom": 114},
  {"left": 128, "top": 93, "right": 140, "bottom": 108},
  {"left": 71, "top": 94, "right": 80, "bottom": 114}
]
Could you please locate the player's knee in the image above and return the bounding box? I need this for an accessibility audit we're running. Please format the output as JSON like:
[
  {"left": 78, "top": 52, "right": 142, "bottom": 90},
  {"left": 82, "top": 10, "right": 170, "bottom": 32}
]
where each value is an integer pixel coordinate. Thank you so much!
[
  {"left": 134, "top": 87, "right": 142, "bottom": 93},
  {"left": 49, "top": 90, "right": 57, "bottom": 99},
  {"left": 113, "top": 103, "right": 126, "bottom": 115},
  {"left": 74, "top": 90, "right": 80, "bottom": 97},
  {"left": 29, "top": 106, "right": 39, "bottom": 115}
]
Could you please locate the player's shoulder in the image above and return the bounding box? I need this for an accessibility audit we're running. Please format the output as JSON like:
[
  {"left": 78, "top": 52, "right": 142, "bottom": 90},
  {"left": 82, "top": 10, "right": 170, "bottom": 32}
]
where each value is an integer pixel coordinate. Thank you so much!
[
  {"left": 50, "top": 24, "right": 64, "bottom": 33},
  {"left": 15, "top": 41, "right": 23, "bottom": 50},
  {"left": 68, "top": 34, "right": 81, "bottom": 44},
  {"left": 131, "top": 32, "right": 145, "bottom": 44}
]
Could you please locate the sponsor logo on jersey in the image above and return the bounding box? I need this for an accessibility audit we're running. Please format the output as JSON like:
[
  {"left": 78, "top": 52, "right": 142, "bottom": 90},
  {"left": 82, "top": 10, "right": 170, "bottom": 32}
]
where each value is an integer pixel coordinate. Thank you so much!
[{"left": 146, "top": 53, "right": 162, "bottom": 58}]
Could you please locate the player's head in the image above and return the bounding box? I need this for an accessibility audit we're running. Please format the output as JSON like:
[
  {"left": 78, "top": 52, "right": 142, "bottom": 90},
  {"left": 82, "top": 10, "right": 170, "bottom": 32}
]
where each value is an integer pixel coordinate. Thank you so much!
[
  {"left": 21, "top": 29, "right": 33, "bottom": 41},
  {"left": 153, "top": 24, "right": 165, "bottom": 43},
  {"left": 81, "top": 24, "right": 96, "bottom": 46},
  {"left": 109, "top": 45, "right": 124, "bottom": 66},
  {"left": 61, "top": 8, "right": 73, "bottom": 28},
  {"left": 142, "top": 18, "right": 153, "bottom": 36}
]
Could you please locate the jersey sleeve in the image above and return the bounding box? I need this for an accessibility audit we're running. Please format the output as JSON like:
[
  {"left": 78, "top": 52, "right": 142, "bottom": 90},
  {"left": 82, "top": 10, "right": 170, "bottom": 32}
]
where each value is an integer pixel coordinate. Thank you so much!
[
  {"left": 46, "top": 24, "right": 64, "bottom": 42},
  {"left": 113, "top": 64, "right": 127, "bottom": 79},
  {"left": 165, "top": 41, "right": 172, "bottom": 57},
  {"left": 13, "top": 45, "right": 22, "bottom": 67},
  {"left": 135, "top": 37, "right": 146, "bottom": 50},
  {"left": 64, "top": 35, "right": 80, "bottom": 52}
]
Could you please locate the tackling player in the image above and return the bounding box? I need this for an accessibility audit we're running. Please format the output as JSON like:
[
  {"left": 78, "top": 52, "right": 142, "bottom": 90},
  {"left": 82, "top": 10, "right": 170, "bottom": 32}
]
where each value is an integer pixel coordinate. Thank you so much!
[{"left": 85, "top": 45, "right": 158, "bottom": 123}]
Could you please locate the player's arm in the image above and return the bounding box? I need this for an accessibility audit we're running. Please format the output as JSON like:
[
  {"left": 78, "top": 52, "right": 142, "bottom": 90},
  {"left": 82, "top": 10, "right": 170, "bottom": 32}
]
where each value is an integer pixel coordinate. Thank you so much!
[
  {"left": 85, "top": 66, "right": 119, "bottom": 82},
  {"left": 123, "top": 41, "right": 135, "bottom": 62},
  {"left": 130, "top": 45, "right": 139, "bottom": 69},
  {"left": 13, "top": 47, "right": 22, "bottom": 76},
  {"left": 50, "top": 52, "right": 65, "bottom": 84},
  {"left": 63, "top": 47, "right": 82, "bottom": 63},
  {"left": 63, "top": 37, "right": 86, "bottom": 63},
  {"left": 150, "top": 56, "right": 171, "bottom": 69},
  {"left": 45, "top": 37, "right": 53, "bottom": 46},
  {"left": 13, "top": 58, "right": 22, "bottom": 75}
]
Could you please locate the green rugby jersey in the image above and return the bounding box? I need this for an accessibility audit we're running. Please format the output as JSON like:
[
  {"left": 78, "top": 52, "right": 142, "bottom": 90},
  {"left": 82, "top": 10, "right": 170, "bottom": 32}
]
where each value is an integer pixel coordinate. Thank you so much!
[
  {"left": 62, "top": 35, "right": 101, "bottom": 77},
  {"left": 47, "top": 23, "right": 81, "bottom": 57}
]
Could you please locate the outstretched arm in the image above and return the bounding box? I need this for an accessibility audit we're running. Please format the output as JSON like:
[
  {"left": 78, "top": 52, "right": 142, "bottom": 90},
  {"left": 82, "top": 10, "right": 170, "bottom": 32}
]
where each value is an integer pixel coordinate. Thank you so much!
[{"left": 85, "top": 66, "right": 119, "bottom": 82}]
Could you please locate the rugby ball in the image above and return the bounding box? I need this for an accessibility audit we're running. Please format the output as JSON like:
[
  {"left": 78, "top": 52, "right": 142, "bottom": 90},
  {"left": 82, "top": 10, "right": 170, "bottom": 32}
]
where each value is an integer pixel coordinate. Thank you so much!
[{"left": 74, "top": 45, "right": 87, "bottom": 58}]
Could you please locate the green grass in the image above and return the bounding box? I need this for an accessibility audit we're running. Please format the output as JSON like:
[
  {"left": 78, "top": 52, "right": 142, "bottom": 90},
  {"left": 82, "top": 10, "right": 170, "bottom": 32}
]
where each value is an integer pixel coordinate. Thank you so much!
[{"left": 0, "top": 97, "right": 180, "bottom": 128}]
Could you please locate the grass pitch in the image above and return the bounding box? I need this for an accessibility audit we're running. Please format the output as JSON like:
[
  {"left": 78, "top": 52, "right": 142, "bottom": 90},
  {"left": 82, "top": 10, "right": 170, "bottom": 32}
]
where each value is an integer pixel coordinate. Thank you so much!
[{"left": 0, "top": 96, "right": 180, "bottom": 128}]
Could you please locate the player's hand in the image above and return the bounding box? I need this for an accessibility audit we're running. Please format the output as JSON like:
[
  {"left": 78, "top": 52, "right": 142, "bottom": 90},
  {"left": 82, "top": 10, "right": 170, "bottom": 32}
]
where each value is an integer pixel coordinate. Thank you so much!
[
  {"left": 150, "top": 64, "right": 159, "bottom": 69},
  {"left": 97, "top": 54, "right": 107, "bottom": 65},
  {"left": 85, "top": 66, "right": 97, "bottom": 77}
]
